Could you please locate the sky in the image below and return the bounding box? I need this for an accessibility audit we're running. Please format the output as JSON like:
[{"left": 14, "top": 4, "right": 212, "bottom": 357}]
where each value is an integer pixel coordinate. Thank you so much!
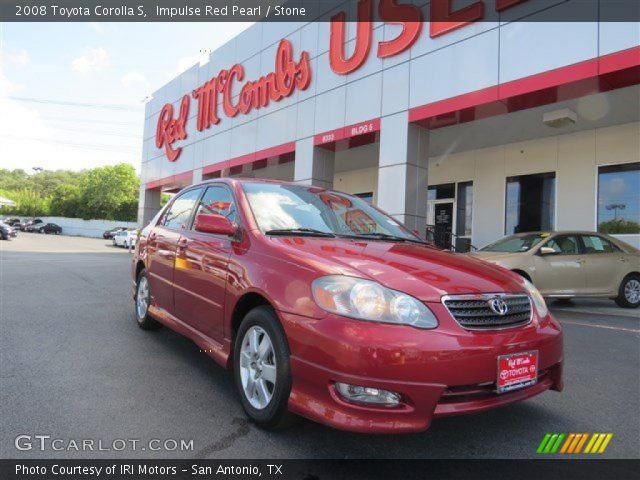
[{"left": 0, "top": 22, "right": 252, "bottom": 173}]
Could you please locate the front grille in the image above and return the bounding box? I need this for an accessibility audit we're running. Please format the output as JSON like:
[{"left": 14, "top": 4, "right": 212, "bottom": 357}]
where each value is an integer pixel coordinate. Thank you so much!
[{"left": 442, "top": 294, "right": 532, "bottom": 330}]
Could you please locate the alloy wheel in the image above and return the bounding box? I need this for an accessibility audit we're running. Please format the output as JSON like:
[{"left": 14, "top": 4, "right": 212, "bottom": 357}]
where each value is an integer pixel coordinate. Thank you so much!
[
  {"left": 239, "top": 326, "right": 277, "bottom": 410},
  {"left": 136, "top": 276, "right": 149, "bottom": 319},
  {"left": 624, "top": 279, "right": 640, "bottom": 304}
]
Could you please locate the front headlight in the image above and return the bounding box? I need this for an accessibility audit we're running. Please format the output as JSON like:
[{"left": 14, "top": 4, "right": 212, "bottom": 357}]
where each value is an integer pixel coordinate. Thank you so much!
[
  {"left": 522, "top": 278, "right": 548, "bottom": 318},
  {"left": 311, "top": 275, "right": 438, "bottom": 329}
]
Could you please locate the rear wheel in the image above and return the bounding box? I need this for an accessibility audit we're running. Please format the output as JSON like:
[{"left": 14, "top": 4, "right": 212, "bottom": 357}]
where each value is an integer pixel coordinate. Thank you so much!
[
  {"left": 135, "top": 269, "right": 161, "bottom": 330},
  {"left": 615, "top": 274, "right": 640, "bottom": 308},
  {"left": 233, "top": 306, "right": 297, "bottom": 430}
]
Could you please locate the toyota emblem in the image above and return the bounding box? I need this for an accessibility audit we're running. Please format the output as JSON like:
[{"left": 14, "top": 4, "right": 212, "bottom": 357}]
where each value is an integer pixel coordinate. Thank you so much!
[{"left": 488, "top": 298, "right": 509, "bottom": 316}]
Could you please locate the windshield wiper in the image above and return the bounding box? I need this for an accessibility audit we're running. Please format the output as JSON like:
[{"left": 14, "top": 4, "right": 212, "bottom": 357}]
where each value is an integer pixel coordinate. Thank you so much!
[
  {"left": 264, "top": 228, "right": 336, "bottom": 238},
  {"left": 344, "top": 232, "right": 429, "bottom": 245}
]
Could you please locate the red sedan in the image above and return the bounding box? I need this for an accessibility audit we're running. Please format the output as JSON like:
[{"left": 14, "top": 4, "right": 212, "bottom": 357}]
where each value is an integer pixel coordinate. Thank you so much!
[{"left": 132, "top": 179, "right": 563, "bottom": 433}]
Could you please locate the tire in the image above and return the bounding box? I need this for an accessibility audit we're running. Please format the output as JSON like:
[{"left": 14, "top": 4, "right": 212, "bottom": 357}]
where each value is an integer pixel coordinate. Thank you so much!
[
  {"left": 38, "top": 228, "right": 44, "bottom": 234},
  {"left": 134, "top": 269, "right": 161, "bottom": 330},
  {"left": 233, "top": 306, "right": 297, "bottom": 430},
  {"left": 123, "top": 241, "right": 128, "bottom": 249},
  {"left": 615, "top": 274, "right": 640, "bottom": 309}
]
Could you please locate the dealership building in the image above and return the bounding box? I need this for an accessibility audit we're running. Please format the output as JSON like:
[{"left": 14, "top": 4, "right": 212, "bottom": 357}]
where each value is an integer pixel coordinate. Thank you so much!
[{"left": 138, "top": 1, "right": 640, "bottom": 250}]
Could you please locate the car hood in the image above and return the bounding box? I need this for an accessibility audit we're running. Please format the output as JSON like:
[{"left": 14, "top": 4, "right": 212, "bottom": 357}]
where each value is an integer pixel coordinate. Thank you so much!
[{"left": 267, "top": 237, "right": 525, "bottom": 302}]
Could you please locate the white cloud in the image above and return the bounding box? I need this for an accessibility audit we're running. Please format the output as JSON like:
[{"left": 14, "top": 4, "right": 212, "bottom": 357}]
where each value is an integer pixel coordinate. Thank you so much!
[
  {"left": 88, "top": 22, "right": 105, "bottom": 34},
  {"left": 71, "top": 47, "right": 110, "bottom": 75},
  {"left": 5, "top": 48, "right": 30, "bottom": 68},
  {"left": 121, "top": 71, "right": 147, "bottom": 90}
]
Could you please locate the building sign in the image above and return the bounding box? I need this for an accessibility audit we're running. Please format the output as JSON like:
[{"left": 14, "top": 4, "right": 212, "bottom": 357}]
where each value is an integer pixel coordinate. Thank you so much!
[
  {"left": 156, "top": 39, "right": 310, "bottom": 161},
  {"left": 156, "top": 0, "right": 532, "bottom": 161},
  {"left": 329, "top": 0, "right": 529, "bottom": 74}
]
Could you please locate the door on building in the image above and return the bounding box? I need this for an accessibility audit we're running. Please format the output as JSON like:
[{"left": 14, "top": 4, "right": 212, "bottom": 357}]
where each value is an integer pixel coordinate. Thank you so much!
[{"left": 428, "top": 200, "right": 454, "bottom": 249}]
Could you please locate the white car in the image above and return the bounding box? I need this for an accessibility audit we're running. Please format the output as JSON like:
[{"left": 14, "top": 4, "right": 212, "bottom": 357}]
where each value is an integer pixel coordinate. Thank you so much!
[{"left": 113, "top": 229, "right": 137, "bottom": 248}]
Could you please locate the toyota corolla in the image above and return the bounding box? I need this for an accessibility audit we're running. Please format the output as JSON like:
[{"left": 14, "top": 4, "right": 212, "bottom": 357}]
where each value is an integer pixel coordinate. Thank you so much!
[{"left": 132, "top": 179, "right": 563, "bottom": 433}]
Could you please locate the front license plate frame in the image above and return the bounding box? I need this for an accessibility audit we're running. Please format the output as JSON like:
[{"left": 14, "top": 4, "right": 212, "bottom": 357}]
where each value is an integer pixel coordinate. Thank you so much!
[{"left": 497, "top": 350, "right": 538, "bottom": 394}]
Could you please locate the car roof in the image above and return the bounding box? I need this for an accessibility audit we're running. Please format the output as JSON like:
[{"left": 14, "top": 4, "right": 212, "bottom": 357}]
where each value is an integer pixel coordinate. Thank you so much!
[{"left": 188, "top": 177, "right": 329, "bottom": 191}]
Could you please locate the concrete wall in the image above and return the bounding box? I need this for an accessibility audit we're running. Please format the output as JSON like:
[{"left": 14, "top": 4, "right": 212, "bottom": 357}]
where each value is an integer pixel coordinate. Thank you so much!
[
  {"left": 428, "top": 121, "right": 640, "bottom": 248},
  {"left": 18, "top": 217, "right": 138, "bottom": 238}
]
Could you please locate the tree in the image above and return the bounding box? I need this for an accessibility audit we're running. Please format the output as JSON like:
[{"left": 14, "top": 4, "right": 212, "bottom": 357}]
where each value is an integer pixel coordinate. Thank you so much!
[{"left": 76, "top": 164, "right": 140, "bottom": 220}]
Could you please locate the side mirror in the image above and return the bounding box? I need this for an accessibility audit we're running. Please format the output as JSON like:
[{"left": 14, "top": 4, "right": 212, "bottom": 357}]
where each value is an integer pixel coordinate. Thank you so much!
[
  {"left": 539, "top": 246, "right": 556, "bottom": 256},
  {"left": 194, "top": 213, "right": 236, "bottom": 236}
]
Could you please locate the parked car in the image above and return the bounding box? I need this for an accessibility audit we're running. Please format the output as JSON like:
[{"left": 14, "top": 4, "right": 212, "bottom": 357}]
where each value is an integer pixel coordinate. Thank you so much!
[
  {"left": 132, "top": 179, "right": 563, "bottom": 433},
  {"left": 21, "top": 218, "right": 43, "bottom": 231},
  {"left": 103, "top": 227, "right": 128, "bottom": 239},
  {"left": 0, "top": 222, "right": 17, "bottom": 240},
  {"left": 113, "top": 229, "right": 137, "bottom": 248},
  {"left": 38, "top": 223, "right": 62, "bottom": 235},
  {"left": 5, "top": 218, "right": 22, "bottom": 227},
  {"left": 472, "top": 231, "right": 640, "bottom": 308}
]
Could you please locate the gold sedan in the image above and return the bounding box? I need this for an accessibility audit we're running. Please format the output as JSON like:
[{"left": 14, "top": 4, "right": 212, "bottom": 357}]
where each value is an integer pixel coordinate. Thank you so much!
[{"left": 471, "top": 231, "right": 640, "bottom": 308}]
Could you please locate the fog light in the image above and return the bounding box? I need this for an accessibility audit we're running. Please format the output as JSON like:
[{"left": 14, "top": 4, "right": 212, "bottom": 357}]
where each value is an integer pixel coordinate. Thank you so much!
[{"left": 335, "top": 382, "right": 401, "bottom": 406}]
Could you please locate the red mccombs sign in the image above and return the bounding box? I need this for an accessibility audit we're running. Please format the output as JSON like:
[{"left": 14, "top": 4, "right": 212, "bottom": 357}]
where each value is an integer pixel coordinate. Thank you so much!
[{"left": 156, "top": 0, "right": 530, "bottom": 161}]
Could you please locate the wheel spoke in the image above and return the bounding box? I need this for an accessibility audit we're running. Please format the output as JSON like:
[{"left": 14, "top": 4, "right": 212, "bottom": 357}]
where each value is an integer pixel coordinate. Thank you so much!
[
  {"left": 240, "top": 351, "right": 251, "bottom": 368},
  {"left": 258, "top": 336, "right": 272, "bottom": 360},
  {"left": 249, "top": 329, "right": 259, "bottom": 355},
  {"left": 256, "top": 379, "right": 270, "bottom": 405},
  {"left": 261, "top": 364, "right": 276, "bottom": 384},
  {"left": 246, "top": 376, "right": 256, "bottom": 399}
]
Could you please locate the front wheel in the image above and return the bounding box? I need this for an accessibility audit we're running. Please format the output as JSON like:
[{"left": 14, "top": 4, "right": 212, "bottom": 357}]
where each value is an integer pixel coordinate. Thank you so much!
[
  {"left": 135, "top": 269, "right": 161, "bottom": 330},
  {"left": 233, "top": 306, "right": 296, "bottom": 430},
  {"left": 615, "top": 274, "right": 640, "bottom": 308}
]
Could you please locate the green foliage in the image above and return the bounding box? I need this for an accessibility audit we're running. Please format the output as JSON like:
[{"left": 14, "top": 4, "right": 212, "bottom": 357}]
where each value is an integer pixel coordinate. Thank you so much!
[
  {"left": 0, "top": 164, "right": 140, "bottom": 221},
  {"left": 599, "top": 219, "right": 640, "bottom": 234}
]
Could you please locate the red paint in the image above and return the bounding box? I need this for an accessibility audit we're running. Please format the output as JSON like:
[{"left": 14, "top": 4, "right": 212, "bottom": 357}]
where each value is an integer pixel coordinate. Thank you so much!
[
  {"left": 145, "top": 171, "right": 193, "bottom": 191},
  {"left": 134, "top": 178, "right": 563, "bottom": 433},
  {"left": 377, "top": 0, "right": 422, "bottom": 58},
  {"left": 329, "top": 0, "right": 373, "bottom": 75},
  {"left": 155, "top": 95, "right": 190, "bottom": 162},
  {"left": 430, "top": 0, "right": 485, "bottom": 38},
  {"left": 194, "top": 213, "right": 236, "bottom": 236},
  {"left": 202, "top": 141, "right": 296, "bottom": 177},
  {"left": 411, "top": 46, "right": 640, "bottom": 130},
  {"left": 314, "top": 118, "right": 381, "bottom": 147},
  {"left": 192, "top": 40, "right": 310, "bottom": 135},
  {"left": 495, "top": 0, "right": 529, "bottom": 11}
]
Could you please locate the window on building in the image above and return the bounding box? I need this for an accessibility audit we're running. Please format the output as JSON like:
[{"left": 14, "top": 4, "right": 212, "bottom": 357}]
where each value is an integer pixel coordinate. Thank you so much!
[
  {"left": 456, "top": 182, "right": 473, "bottom": 237},
  {"left": 161, "top": 188, "right": 203, "bottom": 230},
  {"left": 354, "top": 192, "right": 374, "bottom": 204},
  {"left": 195, "top": 186, "right": 238, "bottom": 224},
  {"left": 427, "top": 183, "right": 455, "bottom": 200},
  {"left": 597, "top": 163, "right": 640, "bottom": 234},
  {"left": 505, "top": 173, "right": 555, "bottom": 235}
]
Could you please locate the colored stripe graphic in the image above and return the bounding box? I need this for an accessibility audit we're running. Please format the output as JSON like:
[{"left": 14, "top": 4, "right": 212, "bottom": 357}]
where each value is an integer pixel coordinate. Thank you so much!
[{"left": 540, "top": 433, "right": 613, "bottom": 454}]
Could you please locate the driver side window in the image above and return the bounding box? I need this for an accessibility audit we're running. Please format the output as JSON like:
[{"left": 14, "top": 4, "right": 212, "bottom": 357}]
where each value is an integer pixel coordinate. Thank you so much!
[
  {"left": 194, "top": 186, "right": 237, "bottom": 225},
  {"left": 545, "top": 235, "right": 580, "bottom": 255}
]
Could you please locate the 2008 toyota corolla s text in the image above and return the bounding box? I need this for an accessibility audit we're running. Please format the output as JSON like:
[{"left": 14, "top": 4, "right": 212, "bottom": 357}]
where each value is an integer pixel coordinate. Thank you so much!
[{"left": 132, "top": 179, "right": 563, "bottom": 433}]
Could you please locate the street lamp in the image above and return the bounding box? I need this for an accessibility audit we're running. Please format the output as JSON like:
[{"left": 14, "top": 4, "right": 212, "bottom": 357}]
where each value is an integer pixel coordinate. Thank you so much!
[
  {"left": 32, "top": 167, "right": 43, "bottom": 173},
  {"left": 606, "top": 203, "right": 626, "bottom": 220}
]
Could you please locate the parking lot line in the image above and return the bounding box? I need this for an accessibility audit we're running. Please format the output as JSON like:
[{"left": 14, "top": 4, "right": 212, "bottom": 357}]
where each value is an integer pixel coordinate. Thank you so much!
[{"left": 559, "top": 320, "right": 640, "bottom": 334}]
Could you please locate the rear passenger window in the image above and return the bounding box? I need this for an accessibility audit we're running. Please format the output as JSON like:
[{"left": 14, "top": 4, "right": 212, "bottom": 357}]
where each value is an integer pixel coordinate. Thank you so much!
[
  {"left": 162, "top": 188, "right": 203, "bottom": 230},
  {"left": 581, "top": 235, "right": 619, "bottom": 254},
  {"left": 195, "top": 186, "right": 237, "bottom": 224}
]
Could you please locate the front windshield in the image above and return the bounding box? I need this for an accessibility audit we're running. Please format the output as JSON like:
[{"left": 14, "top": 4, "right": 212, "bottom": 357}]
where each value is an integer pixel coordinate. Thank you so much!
[
  {"left": 481, "top": 234, "right": 547, "bottom": 252},
  {"left": 242, "top": 183, "right": 421, "bottom": 241}
]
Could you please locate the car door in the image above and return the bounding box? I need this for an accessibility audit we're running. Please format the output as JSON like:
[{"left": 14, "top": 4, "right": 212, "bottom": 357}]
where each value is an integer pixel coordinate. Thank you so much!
[
  {"left": 172, "top": 184, "right": 237, "bottom": 343},
  {"left": 533, "top": 234, "right": 586, "bottom": 295},
  {"left": 146, "top": 187, "right": 203, "bottom": 316},
  {"left": 579, "top": 234, "right": 628, "bottom": 295}
]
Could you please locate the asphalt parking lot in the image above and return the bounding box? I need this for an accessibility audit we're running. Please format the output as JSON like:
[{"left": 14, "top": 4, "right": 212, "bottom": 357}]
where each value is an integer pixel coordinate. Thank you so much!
[{"left": 1, "top": 233, "right": 638, "bottom": 459}]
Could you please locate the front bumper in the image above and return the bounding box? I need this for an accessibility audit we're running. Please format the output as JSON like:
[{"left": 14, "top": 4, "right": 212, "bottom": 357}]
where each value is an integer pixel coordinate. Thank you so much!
[{"left": 279, "top": 303, "right": 563, "bottom": 433}]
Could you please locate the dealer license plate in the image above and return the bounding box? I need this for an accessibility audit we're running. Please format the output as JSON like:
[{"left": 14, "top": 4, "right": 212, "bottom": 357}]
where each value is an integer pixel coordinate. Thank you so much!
[{"left": 497, "top": 351, "right": 538, "bottom": 394}]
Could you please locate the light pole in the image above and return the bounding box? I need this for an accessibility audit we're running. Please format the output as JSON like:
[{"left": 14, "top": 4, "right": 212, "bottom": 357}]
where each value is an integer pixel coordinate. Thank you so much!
[{"left": 606, "top": 203, "right": 626, "bottom": 220}]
